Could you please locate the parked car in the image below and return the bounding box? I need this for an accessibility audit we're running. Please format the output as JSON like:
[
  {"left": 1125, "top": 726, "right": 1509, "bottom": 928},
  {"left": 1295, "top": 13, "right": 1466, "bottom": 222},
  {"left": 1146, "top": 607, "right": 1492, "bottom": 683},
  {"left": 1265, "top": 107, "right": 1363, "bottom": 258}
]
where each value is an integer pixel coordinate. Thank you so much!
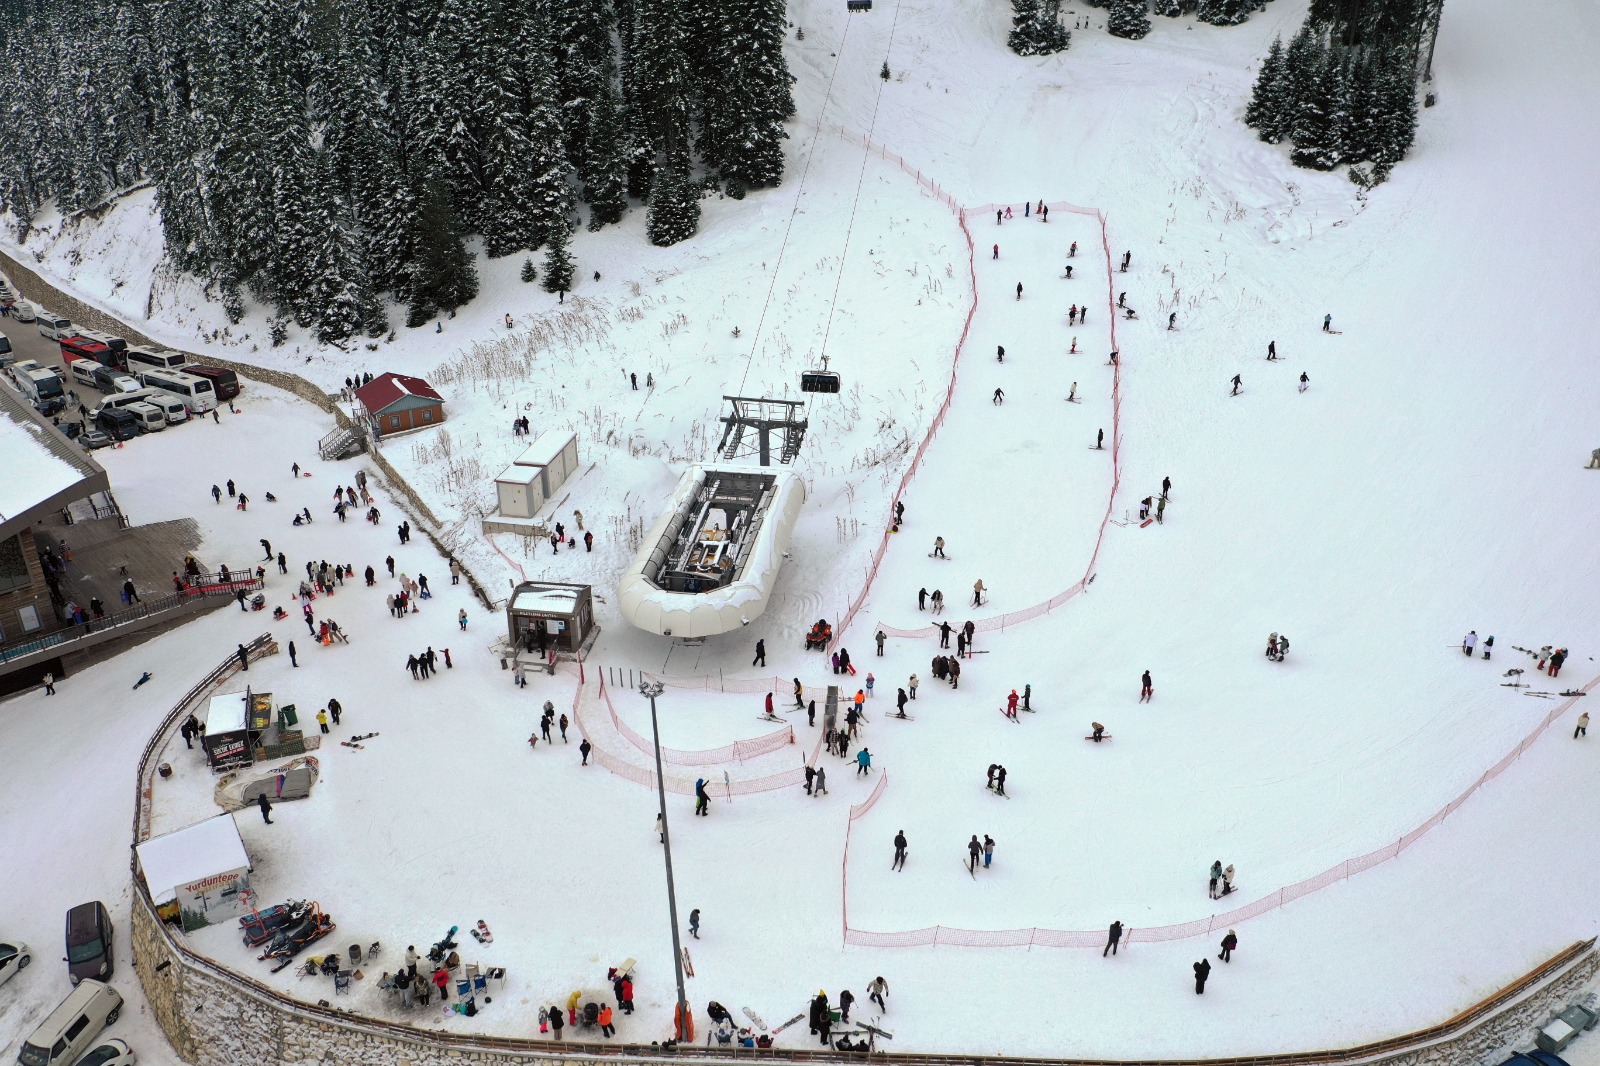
[
  {"left": 80, "top": 429, "right": 113, "bottom": 450},
  {"left": 63, "top": 901, "right": 113, "bottom": 985},
  {"left": 35, "top": 396, "right": 67, "bottom": 418},
  {"left": 0, "top": 940, "right": 31, "bottom": 987},
  {"left": 68, "top": 1039, "right": 135, "bottom": 1066},
  {"left": 15, "top": 979, "right": 121, "bottom": 1066}
]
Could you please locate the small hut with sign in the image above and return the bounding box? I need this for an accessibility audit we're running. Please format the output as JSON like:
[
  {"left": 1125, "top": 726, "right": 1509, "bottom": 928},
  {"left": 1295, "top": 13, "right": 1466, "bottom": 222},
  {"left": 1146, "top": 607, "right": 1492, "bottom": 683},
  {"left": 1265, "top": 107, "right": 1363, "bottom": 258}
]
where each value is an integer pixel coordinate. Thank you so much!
[
  {"left": 135, "top": 813, "right": 253, "bottom": 931},
  {"left": 506, "top": 581, "right": 597, "bottom": 658}
]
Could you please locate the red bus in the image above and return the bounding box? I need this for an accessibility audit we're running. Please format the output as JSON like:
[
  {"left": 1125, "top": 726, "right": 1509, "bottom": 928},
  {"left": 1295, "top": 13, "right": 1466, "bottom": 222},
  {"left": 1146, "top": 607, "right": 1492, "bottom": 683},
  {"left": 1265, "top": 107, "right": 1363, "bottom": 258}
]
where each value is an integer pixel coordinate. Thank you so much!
[{"left": 60, "top": 335, "right": 124, "bottom": 370}]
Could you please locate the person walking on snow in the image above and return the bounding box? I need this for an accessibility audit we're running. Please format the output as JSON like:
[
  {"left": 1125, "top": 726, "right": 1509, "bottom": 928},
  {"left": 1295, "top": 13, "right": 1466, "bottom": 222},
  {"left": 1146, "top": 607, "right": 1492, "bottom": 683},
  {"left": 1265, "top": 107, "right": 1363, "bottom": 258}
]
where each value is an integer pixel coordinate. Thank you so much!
[
  {"left": 1105, "top": 921, "right": 1124, "bottom": 956},
  {"left": 688, "top": 909, "right": 700, "bottom": 939},
  {"left": 1219, "top": 930, "right": 1238, "bottom": 962},
  {"left": 1194, "top": 958, "right": 1212, "bottom": 994},
  {"left": 814, "top": 765, "right": 828, "bottom": 796},
  {"left": 1231, "top": 374, "right": 1242, "bottom": 396},
  {"left": 1140, "top": 670, "right": 1153, "bottom": 702},
  {"left": 967, "top": 835, "right": 982, "bottom": 872},
  {"left": 1299, "top": 371, "right": 1309, "bottom": 392},
  {"left": 1016, "top": 282, "right": 1023, "bottom": 300},
  {"left": 1267, "top": 340, "right": 1277, "bottom": 360},
  {"left": 1462, "top": 630, "right": 1477, "bottom": 657},
  {"left": 876, "top": 630, "right": 887, "bottom": 656},
  {"left": 909, "top": 673, "right": 919, "bottom": 699},
  {"left": 993, "top": 388, "right": 1004, "bottom": 405},
  {"left": 753, "top": 638, "right": 765, "bottom": 666},
  {"left": 983, "top": 835, "right": 995, "bottom": 867},
  {"left": 992, "top": 243, "right": 999, "bottom": 260},
  {"left": 868, "top": 976, "right": 889, "bottom": 1012},
  {"left": 258, "top": 793, "right": 273, "bottom": 823},
  {"left": 1575, "top": 712, "right": 1589, "bottom": 739}
]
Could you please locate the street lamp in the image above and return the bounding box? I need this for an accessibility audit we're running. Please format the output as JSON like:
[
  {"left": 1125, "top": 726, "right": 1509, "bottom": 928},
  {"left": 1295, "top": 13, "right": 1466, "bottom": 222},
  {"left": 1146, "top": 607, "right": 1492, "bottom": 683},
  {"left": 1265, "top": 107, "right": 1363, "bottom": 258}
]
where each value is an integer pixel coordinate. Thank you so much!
[{"left": 640, "top": 680, "right": 692, "bottom": 1041}]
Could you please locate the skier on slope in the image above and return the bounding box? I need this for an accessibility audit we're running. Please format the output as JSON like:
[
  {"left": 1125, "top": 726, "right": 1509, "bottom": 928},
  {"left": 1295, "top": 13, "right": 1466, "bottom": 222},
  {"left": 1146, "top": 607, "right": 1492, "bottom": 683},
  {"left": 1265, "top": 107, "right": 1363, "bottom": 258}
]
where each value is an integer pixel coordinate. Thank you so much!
[
  {"left": 1140, "top": 670, "right": 1153, "bottom": 702},
  {"left": 997, "top": 345, "right": 1005, "bottom": 362},
  {"left": 1005, "top": 689, "right": 1019, "bottom": 718},
  {"left": 967, "top": 835, "right": 982, "bottom": 872},
  {"left": 1299, "top": 372, "right": 1309, "bottom": 392},
  {"left": 1231, "top": 374, "right": 1242, "bottom": 396},
  {"left": 893, "top": 831, "right": 908, "bottom": 870}
]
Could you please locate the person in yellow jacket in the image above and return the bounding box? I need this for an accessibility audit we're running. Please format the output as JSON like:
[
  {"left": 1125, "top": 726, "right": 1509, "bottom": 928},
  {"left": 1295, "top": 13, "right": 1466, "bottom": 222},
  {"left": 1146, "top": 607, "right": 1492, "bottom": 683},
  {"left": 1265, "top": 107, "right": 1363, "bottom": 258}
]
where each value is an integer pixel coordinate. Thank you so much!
[
  {"left": 315, "top": 710, "right": 329, "bottom": 734},
  {"left": 567, "top": 989, "right": 583, "bottom": 1026}
]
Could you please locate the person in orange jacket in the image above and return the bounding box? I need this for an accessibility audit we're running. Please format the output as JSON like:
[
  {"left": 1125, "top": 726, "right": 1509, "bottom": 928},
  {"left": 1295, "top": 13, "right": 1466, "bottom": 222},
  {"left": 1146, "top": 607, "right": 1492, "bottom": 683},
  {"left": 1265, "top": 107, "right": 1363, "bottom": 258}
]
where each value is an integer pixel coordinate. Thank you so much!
[
  {"left": 854, "top": 689, "right": 866, "bottom": 712},
  {"left": 598, "top": 1003, "right": 615, "bottom": 1038}
]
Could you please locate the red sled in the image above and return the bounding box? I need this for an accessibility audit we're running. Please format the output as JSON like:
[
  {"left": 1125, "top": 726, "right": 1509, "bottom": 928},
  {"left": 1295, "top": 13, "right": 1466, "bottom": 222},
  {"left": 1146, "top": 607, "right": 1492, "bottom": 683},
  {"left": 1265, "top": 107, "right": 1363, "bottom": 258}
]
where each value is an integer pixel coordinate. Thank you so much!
[
  {"left": 847, "top": 663, "right": 857, "bottom": 675},
  {"left": 1140, "top": 519, "right": 1154, "bottom": 528}
]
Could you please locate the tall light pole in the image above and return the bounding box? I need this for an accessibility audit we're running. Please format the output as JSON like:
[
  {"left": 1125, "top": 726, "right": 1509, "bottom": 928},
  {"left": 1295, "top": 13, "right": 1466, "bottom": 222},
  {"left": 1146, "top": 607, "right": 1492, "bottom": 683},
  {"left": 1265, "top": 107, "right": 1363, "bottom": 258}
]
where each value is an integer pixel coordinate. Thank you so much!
[{"left": 640, "top": 680, "right": 692, "bottom": 1041}]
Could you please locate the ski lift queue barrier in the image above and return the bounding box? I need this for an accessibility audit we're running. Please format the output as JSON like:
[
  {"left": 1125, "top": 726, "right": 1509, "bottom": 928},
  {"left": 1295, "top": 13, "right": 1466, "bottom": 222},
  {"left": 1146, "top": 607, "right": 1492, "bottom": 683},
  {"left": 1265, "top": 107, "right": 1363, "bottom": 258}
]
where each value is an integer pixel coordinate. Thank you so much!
[{"left": 841, "top": 675, "right": 1596, "bottom": 950}]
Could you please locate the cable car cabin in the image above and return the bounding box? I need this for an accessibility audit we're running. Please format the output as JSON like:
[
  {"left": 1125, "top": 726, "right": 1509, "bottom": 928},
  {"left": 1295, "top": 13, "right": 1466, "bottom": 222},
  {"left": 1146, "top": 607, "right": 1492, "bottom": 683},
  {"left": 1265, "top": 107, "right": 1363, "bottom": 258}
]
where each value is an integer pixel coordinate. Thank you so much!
[
  {"left": 847, "top": 0, "right": 872, "bottom": 9},
  {"left": 801, "top": 370, "right": 841, "bottom": 394}
]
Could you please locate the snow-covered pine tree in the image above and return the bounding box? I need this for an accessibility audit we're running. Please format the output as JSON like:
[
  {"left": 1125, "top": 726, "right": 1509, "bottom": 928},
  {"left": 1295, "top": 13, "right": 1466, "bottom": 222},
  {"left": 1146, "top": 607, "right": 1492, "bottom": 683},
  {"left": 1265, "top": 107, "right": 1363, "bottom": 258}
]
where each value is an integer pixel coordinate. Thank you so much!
[
  {"left": 1153, "top": 0, "right": 1182, "bottom": 17},
  {"left": 1243, "top": 37, "right": 1290, "bottom": 143},
  {"left": 1107, "top": 0, "right": 1152, "bottom": 40},
  {"left": 1370, "top": 48, "right": 1419, "bottom": 169},
  {"left": 521, "top": 257, "right": 538, "bottom": 282},
  {"left": 628, "top": 0, "right": 693, "bottom": 168},
  {"left": 1289, "top": 50, "right": 1343, "bottom": 170},
  {"left": 407, "top": 179, "right": 479, "bottom": 322},
  {"left": 1009, "top": 0, "right": 1071, "bottom": 56},
  {"left": 1196, "top": 0, "right": 1253, "bottom": 27},
  {"left": 699, "top": 0, "right": 793, "bottom": 189},
  {"left": 541, "top": 217, "right": 575, "bottom": 294},
  {"left": 584, "top": 76, "right": 631, "bottom": 229},
  {"left": 646, "top": 163, "right": 699, "bottom": 246}
]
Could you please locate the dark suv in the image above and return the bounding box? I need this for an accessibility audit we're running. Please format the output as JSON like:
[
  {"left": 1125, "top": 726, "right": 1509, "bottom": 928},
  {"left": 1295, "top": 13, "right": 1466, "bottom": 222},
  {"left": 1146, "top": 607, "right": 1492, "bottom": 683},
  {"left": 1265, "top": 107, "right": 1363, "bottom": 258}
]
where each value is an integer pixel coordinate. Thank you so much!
[{"left": 64, "top": 901, "right": 113, "bottom": 985}]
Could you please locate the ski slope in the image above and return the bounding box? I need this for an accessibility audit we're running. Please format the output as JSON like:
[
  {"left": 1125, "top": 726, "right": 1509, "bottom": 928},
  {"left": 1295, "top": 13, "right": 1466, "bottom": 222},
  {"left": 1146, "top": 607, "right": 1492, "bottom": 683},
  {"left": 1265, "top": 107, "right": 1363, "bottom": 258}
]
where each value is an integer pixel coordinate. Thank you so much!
[{"left": 4, "top": 0, "right": 1600, "bottom": 1062}]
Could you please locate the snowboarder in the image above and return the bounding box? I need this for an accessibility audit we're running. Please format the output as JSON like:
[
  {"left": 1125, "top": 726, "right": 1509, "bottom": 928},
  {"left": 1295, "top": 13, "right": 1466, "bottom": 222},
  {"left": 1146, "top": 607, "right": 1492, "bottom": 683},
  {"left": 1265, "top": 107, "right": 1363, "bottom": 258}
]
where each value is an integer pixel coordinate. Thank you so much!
[
  {"left": 1267, "top": 340, "right": 1277, "bottom": 360},
  {"left": 1194, "top": 958, "right": 1211, "bottom": 994},
  {"left": 1091, "top": 721, "right": 1106, "bottom": 742},
  {"left": 1462, "top": 630, "right": 1477, "bottom": 657},
  {"left": 893, "top": 830, "right": 908, "bottom": 870},
  {"left": 1104, "top": 921, "right": 1123, "bottom": 956},
  {"left": 1299, "top": 371, "right": 1309, "bottom": 392},
  {"left": 1322, "top": 313, "right": 1333, "bottom": 333},
  {"left": 1096, "top": 428, "right": 1104, "bottom": 450},
  {"left": 1209, "top": 859, "right": 1223, "bottom": 899},
  {"left": 967, "top": 835, "right": 982, "bottom": 872},
  {"left": 258, "top": 793, "right": 273, "bottom": 823},
  {"left": 1230, "top": 374, "right": 1242, "bottom": 396},
  {"left": 1219, "top": 930, "right": 1237, "bottom": 962},
  {"left": 688, "top": 909, "right": 700, "bottom": 939},
  {"left": 1140, "top": 670, "right": 1152, "bottom": 702},
  {"left": 753, "top": 638, "right": 766, "bottom": 666},
  {"left": 932, "top": 536, "right": 946, "bottom": 558}
]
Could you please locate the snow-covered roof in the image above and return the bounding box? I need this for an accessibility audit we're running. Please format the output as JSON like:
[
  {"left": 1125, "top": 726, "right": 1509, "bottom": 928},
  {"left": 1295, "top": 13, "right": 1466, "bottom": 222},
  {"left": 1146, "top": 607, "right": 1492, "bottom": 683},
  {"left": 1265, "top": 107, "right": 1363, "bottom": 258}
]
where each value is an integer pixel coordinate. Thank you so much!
[
  {"left": 510, "top": 584, "right": 582, "bottom": 615},
  {"left": 136, "top": 813, "right": 250, "bottom": 903},
  {"left": 205, "top": 691, "right": 250, "bottom": 734},
  {"left": 0, "top": 388, "right": 101, "bottom": 533},
  {"left": 354, "top": 372, "right": 444, "bottom": 415},
  {"left": 514, "top": 429, "right": 576, "bottom": 469},
  {"left": 496, "top": 464, "right": 538, "bottom": 486}
]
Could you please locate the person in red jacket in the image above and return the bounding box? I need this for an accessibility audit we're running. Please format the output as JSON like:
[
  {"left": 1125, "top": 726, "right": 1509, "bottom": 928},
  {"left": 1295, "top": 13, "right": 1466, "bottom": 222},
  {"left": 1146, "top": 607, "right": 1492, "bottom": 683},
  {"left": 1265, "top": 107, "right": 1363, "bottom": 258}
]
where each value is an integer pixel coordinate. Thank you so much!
[
  {"left": 620, "top": 976, "right": 635, "bottom": 1015},
  {"left": 764, "top": 692, "right": 774, "bottom": 716},
  {"left": 1005, "top": 690, "right": 1019, "bottom": 718},
  {"left": 431, "top": 966, "right": 450, "bottom": 1001}
]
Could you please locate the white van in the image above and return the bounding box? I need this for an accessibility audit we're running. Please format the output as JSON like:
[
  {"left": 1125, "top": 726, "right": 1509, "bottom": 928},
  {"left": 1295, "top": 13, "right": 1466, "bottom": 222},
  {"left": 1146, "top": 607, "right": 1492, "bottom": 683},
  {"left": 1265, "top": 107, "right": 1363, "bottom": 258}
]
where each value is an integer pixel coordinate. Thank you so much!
[
  {"left": 36, "top": 313, "right": 73, "bottom": 341},
  {"left": 136, "top": 367, "right": 215, "bottom": 412},
  {"left": 88, "top": 388, "right": 160, "bottom": 421},
  {"left": 15, "top": 978, "right": 123, "bottom": 1066},
  {"left": 146, "top": 393, "right": 190, "bottom": 425},
  {"left": 9, "top": 300, "right": 36, "bottom": 322},
  {"left": 126, "top": 401, "right": 166, "bottom": 433}
]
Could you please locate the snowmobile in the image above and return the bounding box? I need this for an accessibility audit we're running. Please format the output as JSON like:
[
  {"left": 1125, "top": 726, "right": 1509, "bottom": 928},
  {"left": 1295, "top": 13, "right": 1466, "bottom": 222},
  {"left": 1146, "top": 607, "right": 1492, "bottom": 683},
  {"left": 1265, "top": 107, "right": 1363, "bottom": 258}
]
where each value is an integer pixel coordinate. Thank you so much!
[{"left": 240, "top": 900, "right": 309, "bottom": 947}]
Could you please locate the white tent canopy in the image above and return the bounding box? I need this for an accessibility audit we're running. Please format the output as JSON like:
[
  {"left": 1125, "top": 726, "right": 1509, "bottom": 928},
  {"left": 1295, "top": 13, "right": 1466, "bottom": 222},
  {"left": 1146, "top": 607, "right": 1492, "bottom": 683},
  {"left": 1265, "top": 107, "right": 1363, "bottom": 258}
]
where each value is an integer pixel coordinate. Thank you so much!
[{"left": 136, "top": 813, "right": 251, "bottom": 905}]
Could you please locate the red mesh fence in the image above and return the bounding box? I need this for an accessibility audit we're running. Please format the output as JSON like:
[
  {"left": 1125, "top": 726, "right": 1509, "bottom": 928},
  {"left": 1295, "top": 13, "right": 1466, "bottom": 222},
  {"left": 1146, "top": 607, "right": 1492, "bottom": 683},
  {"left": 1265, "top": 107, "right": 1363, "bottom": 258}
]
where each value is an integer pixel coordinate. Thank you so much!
[
  {"left": 569, "top": 673, "right": 809, "bottom": 797},
  {"left": 843, "top": 676, "right": 1596, "bottom": 949},
  {"left": 594, "top": 679, "right": 794, "bottom": 766}
]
